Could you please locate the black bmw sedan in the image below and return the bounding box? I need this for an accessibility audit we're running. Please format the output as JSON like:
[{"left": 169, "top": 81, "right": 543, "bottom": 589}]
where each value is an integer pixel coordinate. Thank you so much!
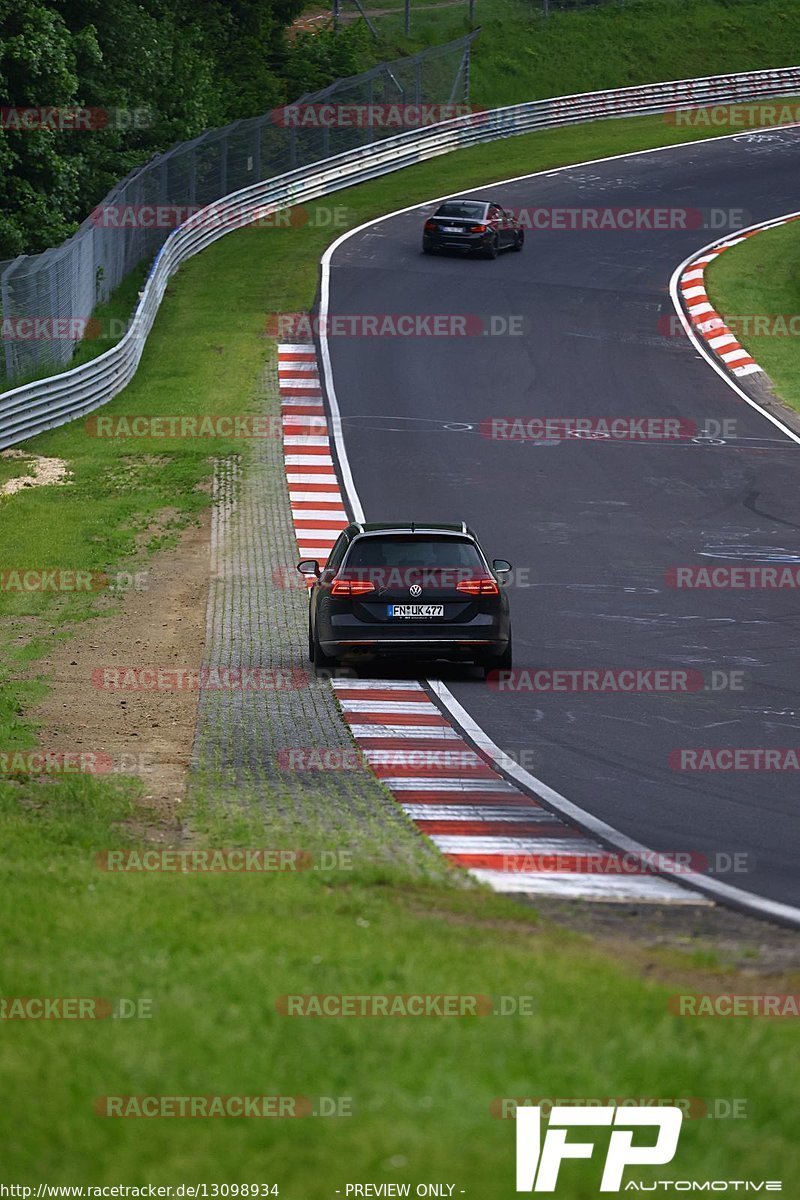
[
  {"left": 422, "top": 198, "right": 524, "bottom": 258},
  {"left": 298, "top": 523, "right": 513, "bottom": 676}
]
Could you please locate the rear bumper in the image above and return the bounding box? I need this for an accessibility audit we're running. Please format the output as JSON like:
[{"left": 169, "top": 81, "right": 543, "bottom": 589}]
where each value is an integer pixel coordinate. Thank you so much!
[
  {"left": 319, "top": 617, "right": 510, "bottom": 660},
  {"left": 422, "top": 232, "right": 491, "bottom": 253},
  {"left": 320, "top": 637, "right": 507, "bottom": 661}
]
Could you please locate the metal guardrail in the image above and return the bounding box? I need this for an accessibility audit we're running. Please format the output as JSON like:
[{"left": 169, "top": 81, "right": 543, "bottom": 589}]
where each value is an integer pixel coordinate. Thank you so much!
[
  {"left": 0, "top": 34, "right": 476, "bottom": 389},
  {"left": 2, "top": 64, "right": 800, "bottom": 450}
]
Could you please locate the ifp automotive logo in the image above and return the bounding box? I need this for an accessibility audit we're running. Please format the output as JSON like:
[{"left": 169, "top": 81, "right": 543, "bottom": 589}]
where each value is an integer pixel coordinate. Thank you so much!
[
  {"left": 516, "top": 1104, "right": 683, "bottom": 1192},
  {"left": 515, "top": 1105, "right": 783, "bottom": 1192}
]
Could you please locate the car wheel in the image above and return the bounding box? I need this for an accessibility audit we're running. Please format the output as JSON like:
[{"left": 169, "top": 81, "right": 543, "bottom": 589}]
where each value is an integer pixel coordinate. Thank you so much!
[
  {"left": 512, "top": 231, "right": 524, "bottom": 252},
  {"left": 484, "top": 236, "right": 499, "bottom": 260},
  {"left": 481, "top": 635, "right": 512, "bottom": 679},
  {"left": 308, "top": 619, "right": 315, "bottom": 664},
  {"left": 422, "top": 243, "right": 435, "bottom": 255},
  {"left": 313, "top": 631, "right": 336, "bottom": 676}
]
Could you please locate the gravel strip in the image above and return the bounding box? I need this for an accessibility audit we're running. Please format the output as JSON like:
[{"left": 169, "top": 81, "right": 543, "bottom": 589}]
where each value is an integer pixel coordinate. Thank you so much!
[{"left": 190, "top": 353, "right": 444, "bottom": 870}]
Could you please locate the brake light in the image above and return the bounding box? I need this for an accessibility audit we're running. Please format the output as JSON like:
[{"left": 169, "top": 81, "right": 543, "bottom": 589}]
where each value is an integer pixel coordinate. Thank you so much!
[
  {"left": 331, "top": 578, "right": 375, "bottom": 596},
  {"left": 424, "top": 219, "right": 437, "bottom": 231},
  {"left": 456, "top": 577, "right": 499, "bottom": 596},
  {"left": 469, "top": 223, "right": 487, "bottom": 233}
]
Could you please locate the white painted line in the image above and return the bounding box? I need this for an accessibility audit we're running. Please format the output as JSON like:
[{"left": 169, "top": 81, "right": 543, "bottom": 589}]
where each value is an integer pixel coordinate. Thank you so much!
[
  {"left": 402, "top": 805, "right": 551, "bottom": 821},
  {"left": 286, "top": 472, "right": 340, "bottom": 482},
  {"left": 469, "top": 870, "right": 708, "bottom": 902},
  {"left": 348, "top": 725, "right": 461, "bottom": 740},
  {"left": 332, "top": 678, "right": 425, "bottom": 690},
  {"left": 289, "top": 490, "right": 342, "bottom": 502},
  {"left": 291, "top": 508, "right": 348, "bottom": 520},
  {"left": 363, "top": 749, "right": 485, "bottom": 767},
  {"left": 338, "top": 699, "right": 439, "bottom": 715},
  {"left": 707, "top": 333, "right": 737, "bottom": 349},
  {"left": 285, "top": 454, "right": 334, "bottom": 466},
  {"left": 283, "top": 414, "right": 329, "bottom": 426},
  {"left": 293, "top": 527, "right": 342, "bottom": 540},
  {"left": 431, "top": 835, "right": 601, "bottom": 854},
  {"left": 380, "top": 777, "right": 518, "bottom": 792},
  {"left": 279, "top": 343, "right": 315, "bottom": 354}
]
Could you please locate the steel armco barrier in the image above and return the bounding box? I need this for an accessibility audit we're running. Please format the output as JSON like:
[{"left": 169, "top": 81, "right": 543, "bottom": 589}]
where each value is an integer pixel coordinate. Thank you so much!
[{"left": 2, "top": 66, "right": 799, "bottom": 450}]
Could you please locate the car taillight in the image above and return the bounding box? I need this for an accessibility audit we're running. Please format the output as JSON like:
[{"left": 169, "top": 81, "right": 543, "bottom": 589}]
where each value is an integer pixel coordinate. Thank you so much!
[
  {"left": 424, "top": 220, "right": 437, "bottom": 231},
  {"left": 456, "top": 577, "right": 499, "bottom": 596},
  {"left": 331, "top": 578, "right": 375, "bottom": 596},
  {"left": 469, "top": 223, "right": 487, "bottom": 233}
]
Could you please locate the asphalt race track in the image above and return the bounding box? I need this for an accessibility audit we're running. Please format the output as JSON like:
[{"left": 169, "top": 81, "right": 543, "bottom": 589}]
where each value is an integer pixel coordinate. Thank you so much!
[{"left": 323, "top": 127, "right": 800, "bottom": 911}]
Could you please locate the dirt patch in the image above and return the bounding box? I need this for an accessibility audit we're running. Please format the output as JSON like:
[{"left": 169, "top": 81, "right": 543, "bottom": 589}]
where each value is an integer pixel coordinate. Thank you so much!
[
  {"left": 31, "top": 514, "right": 211, "bottom": 826},
  {"left": 0, "top": 450, "right": 70, "bottom": 495}
]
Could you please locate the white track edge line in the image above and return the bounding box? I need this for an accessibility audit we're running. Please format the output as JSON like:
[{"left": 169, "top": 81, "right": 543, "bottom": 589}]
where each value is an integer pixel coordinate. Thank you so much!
[{"left": 429, "top": 679, "right": 800, "bottom": 926}]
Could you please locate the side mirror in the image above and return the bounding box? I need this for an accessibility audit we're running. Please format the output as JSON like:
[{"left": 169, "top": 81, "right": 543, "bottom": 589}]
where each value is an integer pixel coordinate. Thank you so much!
[
  {"left": 297, "top": 559, "right": 320, "bottom": 578},
  {"left": 493, "top": 559, "right": 512, "bottom": 574}
]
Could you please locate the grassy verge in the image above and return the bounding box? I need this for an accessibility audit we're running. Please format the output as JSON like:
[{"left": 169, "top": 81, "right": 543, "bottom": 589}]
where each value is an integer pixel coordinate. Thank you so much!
[
  {"left": 374, "top": 0, "right": 800, "bottom": 109},
  {"left": 2, "top": 780, "right": 799, "bottom": 1184},
  {"left": 2, "top": 108, "right": 800, "bottom": 1185},
  {"left": 705, "top": 219, "right": 800, "bottom": 411}
]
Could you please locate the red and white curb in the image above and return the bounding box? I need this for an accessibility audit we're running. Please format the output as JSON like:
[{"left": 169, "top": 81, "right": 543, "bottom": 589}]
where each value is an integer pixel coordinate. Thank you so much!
[
  {"left": 677, "top": 212, "right": 800, "bottom": 378},
  {"left": 278, "top": 342, "right": 705, "bottom": 904},
  {"left": 279, "top": 342, "right": 347, "bottom": 565}
]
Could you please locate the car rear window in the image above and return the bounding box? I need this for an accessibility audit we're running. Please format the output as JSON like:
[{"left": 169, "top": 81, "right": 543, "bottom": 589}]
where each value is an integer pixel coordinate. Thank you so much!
[
  {"left": 344, "top": 536, "right": 484, "bottom": 569},
  {"left": 435, "top": 201, "right": 486, "bottom": 219}
]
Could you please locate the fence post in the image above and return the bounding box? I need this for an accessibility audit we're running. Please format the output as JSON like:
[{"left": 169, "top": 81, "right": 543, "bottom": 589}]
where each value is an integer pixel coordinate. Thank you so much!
[{"left": 0, "top": 258, "right": 22, "bottom": 382}]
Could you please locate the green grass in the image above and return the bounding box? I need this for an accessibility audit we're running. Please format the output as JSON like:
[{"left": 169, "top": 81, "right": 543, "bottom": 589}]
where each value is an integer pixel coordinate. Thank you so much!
[
  {"left": 372, "top": 0, "right": 800, "bottom": 109},
  {"left": 705, "top": 219, "right": 800, "bottom": 411},
  {"left": 1, "top": 778, "right": 799, "bottom": 1186},
  {"left": 3, "top": 108, "right": 800, "bottom": 1186}
]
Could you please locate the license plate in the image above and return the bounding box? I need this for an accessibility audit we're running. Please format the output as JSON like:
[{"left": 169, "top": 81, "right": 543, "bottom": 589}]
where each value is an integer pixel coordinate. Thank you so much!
[
  {"left": 441, "top": 226, "right": 462, "bottom": 234},
  {"left": 388, "top": 604, "right": 444, "bottom": 618}
]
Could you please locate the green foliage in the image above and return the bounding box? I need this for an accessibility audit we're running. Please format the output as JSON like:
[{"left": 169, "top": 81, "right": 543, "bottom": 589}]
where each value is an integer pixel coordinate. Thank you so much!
[{"left": 0, "top": 0, "right": 327, "bottom": 258}]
